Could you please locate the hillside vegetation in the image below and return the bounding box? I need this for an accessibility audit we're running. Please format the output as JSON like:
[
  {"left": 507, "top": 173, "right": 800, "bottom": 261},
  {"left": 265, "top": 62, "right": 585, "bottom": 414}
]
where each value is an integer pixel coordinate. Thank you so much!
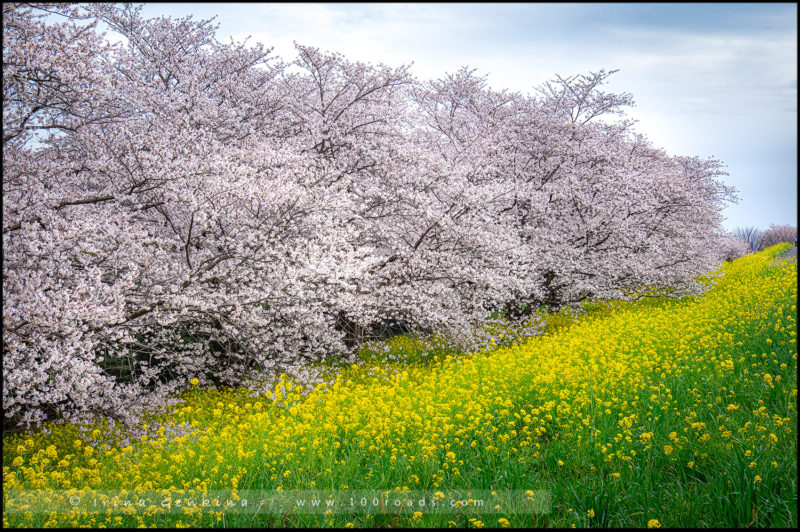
[{"left": 3, "top": 244, "right": 796, "bottom": 528}]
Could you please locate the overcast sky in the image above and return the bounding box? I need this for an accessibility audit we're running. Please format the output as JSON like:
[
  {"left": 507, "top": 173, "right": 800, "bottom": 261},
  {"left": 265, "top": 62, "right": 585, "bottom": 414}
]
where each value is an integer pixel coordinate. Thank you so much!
[{"left": 134, "top": 2, "right": 797, "bottom": 232}]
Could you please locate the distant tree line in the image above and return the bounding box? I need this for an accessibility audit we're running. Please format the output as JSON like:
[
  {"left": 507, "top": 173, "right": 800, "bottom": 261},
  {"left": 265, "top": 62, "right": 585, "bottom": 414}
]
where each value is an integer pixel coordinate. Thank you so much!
[
  {"left": 733, "top": 224, "right": 797, "bottom": 254},
  {"left": 4, "top": 4, "right": 741, "bottom": 427}
]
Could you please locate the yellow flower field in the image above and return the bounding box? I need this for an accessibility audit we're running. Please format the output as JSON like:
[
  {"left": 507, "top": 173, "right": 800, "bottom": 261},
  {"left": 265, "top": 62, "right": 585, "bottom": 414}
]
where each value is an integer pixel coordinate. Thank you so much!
[{"left": 3, "top": 245, "right": 797, "bottom": 528}]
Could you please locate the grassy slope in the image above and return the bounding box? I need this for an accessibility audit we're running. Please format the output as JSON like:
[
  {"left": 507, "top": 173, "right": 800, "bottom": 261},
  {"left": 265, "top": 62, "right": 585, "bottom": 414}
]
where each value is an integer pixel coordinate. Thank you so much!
[{"left": 3, "top": 244, "right": 797, "bottom": 528}]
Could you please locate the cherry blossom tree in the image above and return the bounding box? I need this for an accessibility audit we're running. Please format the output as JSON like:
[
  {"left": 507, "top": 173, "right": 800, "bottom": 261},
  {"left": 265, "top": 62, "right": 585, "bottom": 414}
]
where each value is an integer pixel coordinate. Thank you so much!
[
  {"left": 717, "top": 233, "right": 750, "bottom": 262},
  {"left": 759, "top": 224, "right": 796, "bottom": 250},
  {"left": 408, "top": 67, "right": 737, "bottom": 312},
  {"left": 4, "top": 2, "right": 136, "bottom": 426},
  {"left": 4, "top": 4, "right": 348, "bottom": 426}
]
